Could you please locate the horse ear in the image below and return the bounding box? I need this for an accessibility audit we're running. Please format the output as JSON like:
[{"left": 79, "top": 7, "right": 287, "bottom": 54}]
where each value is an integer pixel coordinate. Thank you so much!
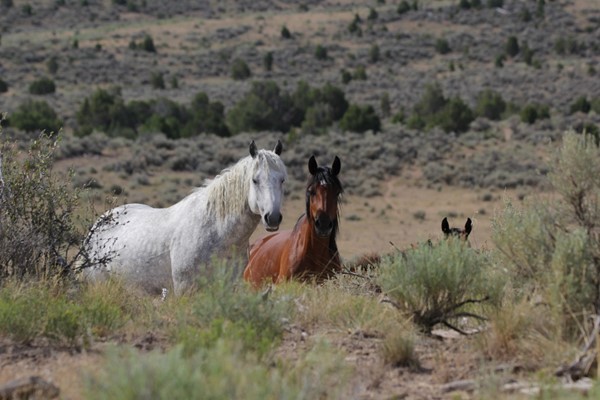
[
  {"left": 441, "top": 217, "right": 450, "bottom": 235},
  {"left": 249, "top": 140, "right": 258, "bottom": 158},
  {"left": 308, "top": 155, "right": 318, "bottom": 175},
  {"left": 465, "top": 218, "right": 473, "bottom": 235},
  {"left": 331, "top": 156, "right": 341, "bottom": 177},
  {"left": 274, "top": 139, "right": 283, "bottom": 156}
]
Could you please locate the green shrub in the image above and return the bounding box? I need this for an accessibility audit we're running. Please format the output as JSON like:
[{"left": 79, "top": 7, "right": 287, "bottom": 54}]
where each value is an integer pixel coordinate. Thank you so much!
[
  {"left": 281, "top": 25, "right": 291, "bottom": 39},
  {"left": 569, "top": 96, "right": 591, "bottom": 114},
  {"left": 231, "top": 58, "right": 251, "bottom": 80},
  {"left": 0, "top": 280, "right": 129, "bottom": 345},
  {"left": 172, "top": 267, "right": 292, "bottom": 356},
  {"left": 353, "top": 65, "right": 367, "bottom": 80},
  {"left": 340, "top": 69, "right": 352, "bottom": 84},
  {"left": 150, "top": 72, "right": 165, "bottom": 89},
  {"left": 459, "top": 0, "right": 471, "bottom": 10},
  {"left": 413, "top": 82, "right": 446, "bottom": 117},
  {"left": 348, "top": 14, "right": 362, "bottom": 36},
  {"left": 0, "top": 134, "right": 81, "bottom": 279},
  {"left": 575, "top": 122, "right": 599, "bottom": 145},
  {"left": 435, "top": 38, "right": 451, "bottom": 55},
  {"left": 76, "top": 87, "right": 133, "bottom": 136},
  {"left": 181, "top": 92, "right": 229, "bottom": 137},
  {"left": 226, "top": 81, "right": 293, "bottom": 134},
  {"left": 0, "top": 78, "right": 7, "bottom": 93},
  {"left": 554, "top": 36, "right": 580, "bottom": 55},
  {"left": 301, "top": 104, "right": 332, "bottom": 135},
  {"left": 315, "top": 44, "right": 328, "bottom": 60},
  {"left": 29, "top": 77, "right": 56, "bottom": 95},
  {"left": 435, "top": 97, "right": 474, "bottom": 133},
  {"left": 397, "top": 0, "right": 410, "bottom": 14},
  {"left": 21, "top": 3, "right": 32, "bottom": 15},
  {"left": 495, "top": 54, "right": 505, "bottom": 68},
  {"left": 9, "top": 100, "right": 62, "bottom": 133},
  {"left": 380, "top": 92, "right": 391, "bottom": 118},
  {"left": 141, "top": 35, "right": 156, "bottom": 52},
  {"left": 475, "top": 89, "right": 506, "bottom": 120},
  {"left": 263, "top": 51, "right": 273, "bottom": 71},
  {"left": 369, "top": 44, "right": 380, "bottom": 63},
  {"left": 520, "top": 103, "right": 550, "bottom": 124},
  {"left": 487, "top": 0, "right": 503, "bottom": 7},
  {"left": 519, "top": 6, "right": 532, "bottom": 22},
  {"left": 377, "top": 240, "right": 500, "bottom": 333},
  {"left": 368, "top": 7, "right": 377, "bottom": 20},
  {"left": 85, "top": 340, "right": 348, "bottom": 400},
  {"left": 591, "top": 98, "right": 600, "bottom": 114},
  {"left": 505, "top": 36, "right": 519, "bottom": 57},
  {"left": 46, "top": 57, "right": 59, "bottom": 74},
  {"left": 520, "top": 42, "right": 533, "bottom": 65},
  {"left": 493, "top": 132, "right": 600, "bottom": 336},
  {"left": 339, "top": 104, "right": 381, "bottom": 133},
  {"left": 409, "top": 83, "right": 474, "bottom": 133},
  {"left": 319, "top": 83, "right": 349, "bottom": 120},
  {"left": 1, "top": 0, "right": 13, "bottom": 7}
]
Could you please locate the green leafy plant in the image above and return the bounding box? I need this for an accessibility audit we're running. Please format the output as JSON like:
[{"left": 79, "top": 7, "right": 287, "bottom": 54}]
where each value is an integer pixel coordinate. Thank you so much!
[
  {"left": 29, "top": 77, "right": 56, "bottom": 95},
  {"left": 231, "top": 58, "right": 251, "bottom": 80},
  {"left": 475, "top": 89, "right": 506, "bottom": 121},
  {"left": 9, "top": 100, "right": 62, "bottom": 133},
  {"left": 377, "top": 240, "right": 500, "bottom": 333},
  {"left": 339, "top": 104, "right": 381, "bottom": 133},
  {"left": 493, "top": 132, "right": 600, "bottom": 337},
  {"left": 0, "top": 133, "right": 81, "bottom": 279}
]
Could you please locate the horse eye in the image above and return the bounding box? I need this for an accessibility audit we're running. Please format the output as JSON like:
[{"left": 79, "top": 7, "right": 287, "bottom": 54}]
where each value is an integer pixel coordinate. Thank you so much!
[{"left": 252, "top": 178, "right": 259, "bottom": 185}]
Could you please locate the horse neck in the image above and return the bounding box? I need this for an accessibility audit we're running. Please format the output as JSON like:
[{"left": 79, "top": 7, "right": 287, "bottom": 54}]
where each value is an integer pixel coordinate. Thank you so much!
[
  {"left": 180, "top": 181, "right": 260, "bottom": 248},
  {"left": 294, "top": 215, "right": 339, "bottom": 268}
]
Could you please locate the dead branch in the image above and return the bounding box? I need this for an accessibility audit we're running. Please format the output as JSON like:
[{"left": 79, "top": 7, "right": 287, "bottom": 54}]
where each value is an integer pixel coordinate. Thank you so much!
[{"left": 556, "top": 314, "right": 600, "bottom": 379}]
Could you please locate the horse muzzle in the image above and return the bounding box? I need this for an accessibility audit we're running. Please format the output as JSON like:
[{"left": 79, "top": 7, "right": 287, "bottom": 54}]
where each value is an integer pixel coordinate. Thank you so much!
[
  {"left": 314, "top": 214, "right": 333, "bottom": 237},
  {"left": 264, "top": 211, "right": 282, "bottom": 232}
]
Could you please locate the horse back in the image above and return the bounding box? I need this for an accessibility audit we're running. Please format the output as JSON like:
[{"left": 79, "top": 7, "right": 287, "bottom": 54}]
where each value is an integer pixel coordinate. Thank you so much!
[{"left": 244, "top": 230, "right": 292, "bottom": 287}]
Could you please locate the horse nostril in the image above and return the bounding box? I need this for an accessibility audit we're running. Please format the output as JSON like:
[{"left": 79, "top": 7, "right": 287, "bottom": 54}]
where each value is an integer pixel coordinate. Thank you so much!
[
  {"left": 276, "top": 213, "right": 282, "bottom": 224},
  {"left": 264, "top": 212, "right": 270, "bottom": 225}
]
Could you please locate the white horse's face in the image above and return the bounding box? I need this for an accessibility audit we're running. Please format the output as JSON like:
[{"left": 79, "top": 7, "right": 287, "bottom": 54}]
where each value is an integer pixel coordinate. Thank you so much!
[{"left": 247, "top": 141, "right": 287, "bottom": 232}]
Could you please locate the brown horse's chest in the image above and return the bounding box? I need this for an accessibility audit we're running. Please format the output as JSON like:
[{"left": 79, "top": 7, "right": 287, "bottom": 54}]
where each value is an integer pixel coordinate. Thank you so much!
[{"left": 288, "top": 235, "right": 338, "bottom": 281}]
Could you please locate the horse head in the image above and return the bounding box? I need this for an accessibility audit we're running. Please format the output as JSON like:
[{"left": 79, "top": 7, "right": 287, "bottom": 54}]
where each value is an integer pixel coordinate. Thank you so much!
[
  {"left": 248, "top": 140, "right": 287, "bottom": 232},
  {"left": 441, "top": 217, "right": 472, "bottom": 241},
  {"left": 306, "top": 155, "right": 342, "bottom": 237}
]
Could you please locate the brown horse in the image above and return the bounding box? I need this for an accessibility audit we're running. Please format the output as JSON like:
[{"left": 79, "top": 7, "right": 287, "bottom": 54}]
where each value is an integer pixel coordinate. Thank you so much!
[
  {"left": 243, "top": 155, "right": 343, "bottom": 287},
  {"left": 441, "top": 217, "right": 472, "bottom": 241}
]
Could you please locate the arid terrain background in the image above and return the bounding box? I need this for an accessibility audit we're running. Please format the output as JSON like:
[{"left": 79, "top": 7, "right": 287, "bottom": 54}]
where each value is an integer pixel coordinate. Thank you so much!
[{"left": 1, "top": 0, "right": 600, "bottom": 398}]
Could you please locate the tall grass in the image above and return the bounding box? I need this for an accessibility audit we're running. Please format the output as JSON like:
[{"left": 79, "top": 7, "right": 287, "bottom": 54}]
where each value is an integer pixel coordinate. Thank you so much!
[
  {"left": 85, "top": 339, "right": 350, "bottom": 400},
  {"left": 169, "top": 266, "right": 293, "bottom": 357},
  {"left": 0, "top": 279, "right": 134, "bottom": 345}
]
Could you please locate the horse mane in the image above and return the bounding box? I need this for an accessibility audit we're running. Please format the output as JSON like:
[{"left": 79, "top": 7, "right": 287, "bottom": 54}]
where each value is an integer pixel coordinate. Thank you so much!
[
  {"left": 305, "top": 166, "right": 344, "bottom": 254},
  {"left": 201, "top": 150, "right": 284, "bottom": 221}
]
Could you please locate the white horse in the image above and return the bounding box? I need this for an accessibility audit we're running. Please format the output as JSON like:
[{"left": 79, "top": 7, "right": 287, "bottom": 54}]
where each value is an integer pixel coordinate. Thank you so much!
[{"left": 82, "top": 140, "right": 287, "bottom": 295}]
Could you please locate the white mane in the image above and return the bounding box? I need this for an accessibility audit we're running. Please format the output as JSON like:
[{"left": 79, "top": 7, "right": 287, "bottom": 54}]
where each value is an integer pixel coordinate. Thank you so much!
[{"left": 202, "top": 149, "right": 285, "bottom": 221}]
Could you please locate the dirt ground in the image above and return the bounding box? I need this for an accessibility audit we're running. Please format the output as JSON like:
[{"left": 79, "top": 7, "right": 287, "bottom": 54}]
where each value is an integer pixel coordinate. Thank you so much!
[{"left": 0, "top": 180, "right": 524, "bottom": 400}]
